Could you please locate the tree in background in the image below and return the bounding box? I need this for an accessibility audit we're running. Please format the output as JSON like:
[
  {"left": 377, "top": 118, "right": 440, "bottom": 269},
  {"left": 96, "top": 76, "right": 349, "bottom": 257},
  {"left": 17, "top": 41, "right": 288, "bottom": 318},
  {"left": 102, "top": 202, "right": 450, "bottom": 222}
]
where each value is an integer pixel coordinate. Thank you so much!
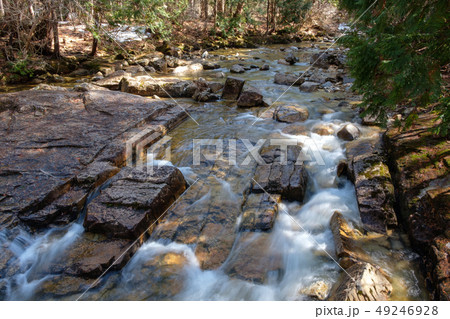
[{"left": 339, "top": 0, "right": 450, "bottom": 135}]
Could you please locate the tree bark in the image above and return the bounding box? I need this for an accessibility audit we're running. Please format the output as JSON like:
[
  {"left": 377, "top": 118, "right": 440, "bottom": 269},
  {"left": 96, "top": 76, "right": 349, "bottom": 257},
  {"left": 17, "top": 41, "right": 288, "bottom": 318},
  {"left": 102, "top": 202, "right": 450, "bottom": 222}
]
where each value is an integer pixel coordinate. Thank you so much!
[
  {"left": 0, "top": 0, "right": 4, "bottom": 18},
  {"left": 51, "top": 7, "right": 60, "bottom": 58},
  {"left": 233, "top": 1, "right": 244, "bottom": 18}
]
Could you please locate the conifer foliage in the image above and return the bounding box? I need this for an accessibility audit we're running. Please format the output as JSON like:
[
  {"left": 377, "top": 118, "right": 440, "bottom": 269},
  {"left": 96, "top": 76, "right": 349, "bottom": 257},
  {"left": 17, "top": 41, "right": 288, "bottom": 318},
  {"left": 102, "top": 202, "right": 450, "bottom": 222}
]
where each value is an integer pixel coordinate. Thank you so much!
[{"left": 339, "top": 0, "right": 450, "bottom": 135}]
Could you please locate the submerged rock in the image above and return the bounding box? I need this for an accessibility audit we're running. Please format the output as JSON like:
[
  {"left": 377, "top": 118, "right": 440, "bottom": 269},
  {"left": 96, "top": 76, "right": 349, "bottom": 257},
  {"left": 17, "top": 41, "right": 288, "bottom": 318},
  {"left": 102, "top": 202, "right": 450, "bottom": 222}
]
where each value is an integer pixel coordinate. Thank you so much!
[
  {"left": 230, "top": 64, "right": 245, "bottom": 73},
  {"left": 274, "top": 104, "right": 309, "bottom": 123},
  {"left": 274, "top": 72, "right": 304, "bottom": 86},
  {"left": 223, "top": 233, "right": 283, "bottom": 284},
  {"left": 240, "top": 193, "right": 280, "bottom": 232}
]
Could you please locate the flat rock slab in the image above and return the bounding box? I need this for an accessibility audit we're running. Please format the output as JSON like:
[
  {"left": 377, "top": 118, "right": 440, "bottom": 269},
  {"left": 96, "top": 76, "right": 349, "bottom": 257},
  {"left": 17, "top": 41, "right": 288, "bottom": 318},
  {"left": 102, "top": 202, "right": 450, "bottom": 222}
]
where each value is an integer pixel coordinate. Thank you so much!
[
  {"left": 119, "top": 76, "right": 197, "bottom": 98},
  {"left": 274, "top": 104, "right": 309, "bottom": 123},
  {"left": 223, "top": 232, "right": 283, "bottom": 284},
  {"left": 346, "top": 133, "right": 397, "bottom": 234},
  {"left": 240, "top": 193, "right": 280, "bottom": 232},
  {"left": 0, "top": 89, "right": 188, "bottom": 230},
  {"left": 252, "top": 145, "right": 308, "bottom": 202},
  {"left": 84, "top": 166, "right": 186, "bottom": 239}
]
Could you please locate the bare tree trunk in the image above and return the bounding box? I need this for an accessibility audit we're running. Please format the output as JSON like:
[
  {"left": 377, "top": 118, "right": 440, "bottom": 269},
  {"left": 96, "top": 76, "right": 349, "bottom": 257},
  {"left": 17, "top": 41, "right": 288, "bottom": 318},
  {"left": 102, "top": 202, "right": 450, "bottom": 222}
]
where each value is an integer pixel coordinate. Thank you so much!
[
  {"left": 233, "top": 1, "right": 244, "bottom": 18},
  {"left": 217, "top": 0, "right": 223, "bottom": 15},
  {"left": 90, "top": 0, "right": 99, "bottom": 56},
  {"left": 0, "top": 0, "right": 4, "bottom": 18},
  {"left": 213, "top": 0, "right": 217, "bottom": 31},
  {"left": 51, "top": 7, "right": 60, "bottom": 58},
  {"left": 202, "top": 0, "right": 208, "bottom": 32},
  {"left": 266, "top": 0, "right": 270, "bottom": 34}
]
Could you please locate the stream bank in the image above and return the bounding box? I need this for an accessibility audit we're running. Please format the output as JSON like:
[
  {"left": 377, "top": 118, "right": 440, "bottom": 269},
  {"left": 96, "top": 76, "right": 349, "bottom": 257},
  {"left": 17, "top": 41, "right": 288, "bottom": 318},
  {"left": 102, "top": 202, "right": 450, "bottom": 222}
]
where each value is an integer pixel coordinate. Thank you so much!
[{"left": 0, "top": 43, "right": 437, "bottom": 300}]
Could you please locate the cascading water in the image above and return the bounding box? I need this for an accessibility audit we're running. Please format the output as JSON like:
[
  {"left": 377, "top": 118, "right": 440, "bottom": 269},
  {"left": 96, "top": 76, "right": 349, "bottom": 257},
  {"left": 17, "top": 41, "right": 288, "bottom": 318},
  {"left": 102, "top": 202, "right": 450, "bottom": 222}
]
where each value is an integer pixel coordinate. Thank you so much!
[{"left": 0, "top": 44, "right": 427, "bottom": 301}]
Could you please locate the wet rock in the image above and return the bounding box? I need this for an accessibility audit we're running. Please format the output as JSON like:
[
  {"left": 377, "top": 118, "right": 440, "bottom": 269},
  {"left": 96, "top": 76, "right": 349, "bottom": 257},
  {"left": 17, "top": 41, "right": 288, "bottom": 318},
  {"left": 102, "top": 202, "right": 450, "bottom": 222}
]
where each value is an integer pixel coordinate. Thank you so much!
[
  {"left": 312, "top": 123, "right": 335, "bottom": 136},
  {"left": 84, "top": 165, "right": 186, "bottom": 239},
  {"left": 330, "top": 211, "right": 367, "bottom": 268},
  {"left": 277, "top": 59, "right": 290, "bottom": 66},
  {"left": 119, "top": 76, "right": 197, "bottom": 98},
  {"left": 201, "top": 61, "right": 220, "bottom": 70},
  {"left": 224, "top": 233, "right": 283, "bottom": 284},
  {"left": 259, "top": 64, "right": 270, "bottom": 71},
  {"left": 310, "top": 52, "right": 345, "bottom": 69},
  {"left": 192, "top": 79, "right": 222, "bottom": 102},
  {"left": 285, "top": 52, "right": 299, "bottom": 65},
  {"left": 240, "top": 193, "right": 280, "bottom": 232},
  {"left": 346, "top": 133, "right": 397, "bottom": 234},
  {"left": 274, "top": 105, "right": 309, "bottom": 123},
  {"left": 274, "top": 73, "right": 304, "bottom": 86},
  {"left": 49, "top": 234, "right": 135, "bottom": 278},
  {"left": 252, "top": 145, "right": 308, "bottom": 201},
  {"left": 221, "top": 77, "right": 245, "bottom": 100},
  {"left": 237, "top": 86, "right": 265, "bottom": 107},
  {"left": 35, "top": 275, "right": 100, "bottom": 300},
  {"left": 230, "top": 64, "right": 245, "bottom": 73},
  {"left": 337, "top": 124, "right": 360, "bottom": 141},
  {"left": 282, "top": 124, "right": 309, "bottom": 136},
  {"left": 299, "top": 280, "right": 331, "bottom": 300},
  {"left": 144, "top": 66, "right": 156, "bottom": 73},
  {"left": 330, "top": 262, "right": 392, "bottom": 301},
  {"left": 0, "top": 90, "right": 188, "bottom": 230},
  {"left": 109, "top": 252, "right": 187, "bottom": 300},
  {"left": 299, "top": 81, "right": 320, "bottom": 92},
  {"left": 172, "top": 63, "right": 203, "bottom": 75}
]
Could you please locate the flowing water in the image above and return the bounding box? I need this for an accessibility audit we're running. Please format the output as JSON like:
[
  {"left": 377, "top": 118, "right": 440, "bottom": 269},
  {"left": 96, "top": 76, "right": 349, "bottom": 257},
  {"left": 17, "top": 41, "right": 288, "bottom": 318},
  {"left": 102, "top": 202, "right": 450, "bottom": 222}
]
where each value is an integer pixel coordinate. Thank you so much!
[{"left": 0, "top": 44, "right": 428, "bottom": 300}]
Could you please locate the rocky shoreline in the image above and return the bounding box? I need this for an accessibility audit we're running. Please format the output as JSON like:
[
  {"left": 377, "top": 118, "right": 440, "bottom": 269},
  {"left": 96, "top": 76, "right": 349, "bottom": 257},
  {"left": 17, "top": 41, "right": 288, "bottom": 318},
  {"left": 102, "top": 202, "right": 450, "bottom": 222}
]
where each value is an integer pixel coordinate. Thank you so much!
[{"left": 0, "top": 44, "right": 448, "bottom": 301}]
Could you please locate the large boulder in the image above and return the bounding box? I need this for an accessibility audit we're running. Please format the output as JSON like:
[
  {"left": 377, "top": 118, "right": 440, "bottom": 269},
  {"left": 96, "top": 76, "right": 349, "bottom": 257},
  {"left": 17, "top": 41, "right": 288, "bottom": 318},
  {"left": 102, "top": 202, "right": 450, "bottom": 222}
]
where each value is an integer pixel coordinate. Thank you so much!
[
  {"left": 274, "top": 104, "right": 309, "bottom": 123},
  {"left": 274, "top": 73, "right": 304, "bottom": 86},
  {"left": 237, "top": 86, "right": 265, "bottom": 107},
  {"left": 84, "top": 165, "right": 186, "bottom": 239},
  {"left": 221, "top": 77, "right": 245, "bottom": 100}
]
